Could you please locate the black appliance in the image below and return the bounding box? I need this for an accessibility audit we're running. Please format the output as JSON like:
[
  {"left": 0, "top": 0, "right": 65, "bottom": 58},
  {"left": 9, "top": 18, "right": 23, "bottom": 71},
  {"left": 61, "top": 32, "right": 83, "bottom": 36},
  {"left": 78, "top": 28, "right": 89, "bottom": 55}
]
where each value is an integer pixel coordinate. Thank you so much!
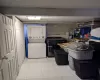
[{"left": 46, "top": 37, "right": 67, "bottom": 57}]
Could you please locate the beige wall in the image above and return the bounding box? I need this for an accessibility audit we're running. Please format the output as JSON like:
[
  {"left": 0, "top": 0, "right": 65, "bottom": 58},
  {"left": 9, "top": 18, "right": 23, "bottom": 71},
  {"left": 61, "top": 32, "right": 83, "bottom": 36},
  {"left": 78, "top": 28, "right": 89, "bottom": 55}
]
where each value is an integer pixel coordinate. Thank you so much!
[
  {"left": 46, "top": 23, "right": 77, "bottom": 38},
  {"left": 15, "top": 17, "right": 25, "bottom": 69}
]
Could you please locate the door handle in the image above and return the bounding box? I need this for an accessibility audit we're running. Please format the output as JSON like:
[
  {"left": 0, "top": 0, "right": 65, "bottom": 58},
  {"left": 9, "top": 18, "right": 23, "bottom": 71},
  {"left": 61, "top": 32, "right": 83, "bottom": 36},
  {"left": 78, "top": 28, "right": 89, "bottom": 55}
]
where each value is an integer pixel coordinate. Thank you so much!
[{"left": 2, "top": 56, "right": 8, "bottom": 60}]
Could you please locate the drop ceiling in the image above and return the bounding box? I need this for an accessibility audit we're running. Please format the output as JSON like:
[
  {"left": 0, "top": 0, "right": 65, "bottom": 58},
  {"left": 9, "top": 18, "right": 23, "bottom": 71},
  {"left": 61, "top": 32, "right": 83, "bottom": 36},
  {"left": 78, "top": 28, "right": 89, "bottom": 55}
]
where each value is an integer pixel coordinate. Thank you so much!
[
  {"left": 16, "top": 16, "right": 95, "bottom": 23},
  {"left": 0, "top": 0, "right": 100, "bottom": 8}
]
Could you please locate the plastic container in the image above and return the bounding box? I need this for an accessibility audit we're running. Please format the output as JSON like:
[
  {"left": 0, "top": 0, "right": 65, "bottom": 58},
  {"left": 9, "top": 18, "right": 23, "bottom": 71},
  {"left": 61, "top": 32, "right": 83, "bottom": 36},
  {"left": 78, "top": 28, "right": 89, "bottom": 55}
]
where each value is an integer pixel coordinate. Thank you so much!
[
  {"left": 74, "top": 59, "right": 98, "bottom": 79},
  {"left": 67, "top": 42, "right": 94, "bottom": 60},
  {"left": 68, "top": 48, "right": 93, "bottom": 60},
  {"left": 68, "top": 55, "right": 75, "bottom": 70},
  {"left": 63, "top": 47, "right": 68, "bottom": 53},
  {"left": 54, "top": 49, "right": 68, "bottom": 65}
]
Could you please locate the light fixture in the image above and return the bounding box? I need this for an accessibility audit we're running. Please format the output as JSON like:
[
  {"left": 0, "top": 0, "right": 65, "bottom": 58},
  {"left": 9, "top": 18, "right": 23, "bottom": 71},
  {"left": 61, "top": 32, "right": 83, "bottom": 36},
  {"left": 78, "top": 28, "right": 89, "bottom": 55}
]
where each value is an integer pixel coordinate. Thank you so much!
[{"left": 28, "top": 16, "right": 41, "bottom": 20}]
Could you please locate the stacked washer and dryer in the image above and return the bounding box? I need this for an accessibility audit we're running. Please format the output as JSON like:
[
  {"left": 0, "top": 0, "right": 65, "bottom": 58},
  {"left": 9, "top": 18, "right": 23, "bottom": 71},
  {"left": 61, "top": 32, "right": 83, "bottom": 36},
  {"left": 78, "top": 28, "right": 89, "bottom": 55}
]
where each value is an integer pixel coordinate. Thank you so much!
[{"left": 27, "top": 25, "right": 46, "bottom": 58}]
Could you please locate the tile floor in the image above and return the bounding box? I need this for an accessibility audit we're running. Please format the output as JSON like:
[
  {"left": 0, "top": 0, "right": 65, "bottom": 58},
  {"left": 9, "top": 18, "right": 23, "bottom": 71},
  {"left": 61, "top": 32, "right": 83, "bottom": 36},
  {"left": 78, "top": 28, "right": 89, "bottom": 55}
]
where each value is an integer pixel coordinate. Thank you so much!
[{"left": 16, "top": 58, "right": 81, "bottom": 80}]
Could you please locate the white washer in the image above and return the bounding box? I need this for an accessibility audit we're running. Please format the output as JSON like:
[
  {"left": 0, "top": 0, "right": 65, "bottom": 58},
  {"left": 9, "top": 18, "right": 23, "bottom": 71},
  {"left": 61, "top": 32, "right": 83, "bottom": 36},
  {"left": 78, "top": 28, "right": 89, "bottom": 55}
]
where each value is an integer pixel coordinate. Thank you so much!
[{"left": 28, "top": 43, "right": 46, "bottom": 58}]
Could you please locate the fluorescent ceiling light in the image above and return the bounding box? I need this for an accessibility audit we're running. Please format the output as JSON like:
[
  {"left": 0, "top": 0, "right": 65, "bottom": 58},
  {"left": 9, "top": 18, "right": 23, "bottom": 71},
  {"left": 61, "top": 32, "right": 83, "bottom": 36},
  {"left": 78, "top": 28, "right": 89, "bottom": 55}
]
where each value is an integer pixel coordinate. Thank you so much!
[{"left": 28, "top": 16, "right": 41, "bottom": 20}]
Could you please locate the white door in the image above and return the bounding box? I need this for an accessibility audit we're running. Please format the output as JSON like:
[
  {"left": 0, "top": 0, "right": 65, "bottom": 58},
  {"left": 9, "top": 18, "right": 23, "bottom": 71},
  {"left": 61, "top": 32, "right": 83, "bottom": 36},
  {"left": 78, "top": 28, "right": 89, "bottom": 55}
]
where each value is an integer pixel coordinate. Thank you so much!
[
  {"left": 0, "top": 15, "right": 7, "bottom": 59},
  {"left": 7, "top": 52, "right": 16, "bottom": 80},
  {"left": 0, "top": 70, "right": 3, "bottom": 80},
  {"left": 0, "top": 60, "right": 4, "bottom": 80},
  {"left": 0, "top": 16, "right": 17, "bottom": 80},
  {"left": 0, "top": 54, "right": 15, "bottom": 80},
  {"left": 0, "top": 53, "right": 16, "bottom": 80},
  {"left": 5, "top": 17, "right": 17, "bottom": 80},
  {"left": 0, "top": 59, "right": 9, "bottom": 80}
]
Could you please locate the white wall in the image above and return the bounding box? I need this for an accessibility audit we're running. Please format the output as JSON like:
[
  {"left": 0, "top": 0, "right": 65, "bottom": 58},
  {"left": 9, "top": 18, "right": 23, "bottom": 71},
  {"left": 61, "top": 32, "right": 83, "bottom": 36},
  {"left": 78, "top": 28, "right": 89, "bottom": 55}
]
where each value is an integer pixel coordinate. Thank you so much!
[
  {"left": 47, "top": 23, "right": 77, "bottom": 38},
  {"left": 14, "top": 17, "right": 25, "bottom": 69}
]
